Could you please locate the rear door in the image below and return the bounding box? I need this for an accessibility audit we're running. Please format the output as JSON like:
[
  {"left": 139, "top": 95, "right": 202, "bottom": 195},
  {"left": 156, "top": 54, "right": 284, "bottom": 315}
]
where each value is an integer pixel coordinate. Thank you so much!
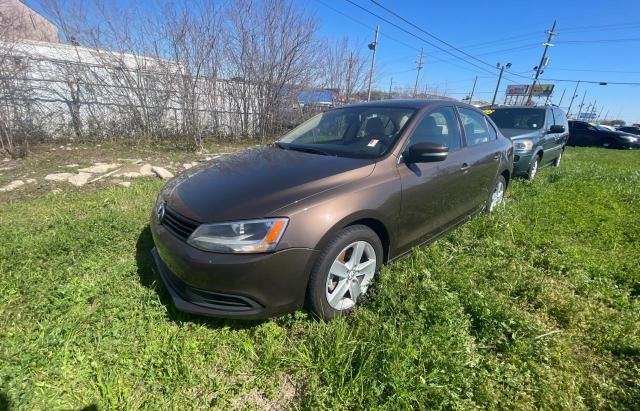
[{"left": 457, "top": 106, "right": 501, "bottom": 207}]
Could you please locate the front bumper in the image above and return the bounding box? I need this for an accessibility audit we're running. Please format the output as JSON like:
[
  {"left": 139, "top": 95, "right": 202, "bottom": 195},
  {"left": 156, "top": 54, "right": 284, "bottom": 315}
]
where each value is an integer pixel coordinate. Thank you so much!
[
  {"left": 150, "top": 219, "right": 318, "bottom": 319},
  {"left": 512, "top": 152, "right": 534, "bottom": 176}
]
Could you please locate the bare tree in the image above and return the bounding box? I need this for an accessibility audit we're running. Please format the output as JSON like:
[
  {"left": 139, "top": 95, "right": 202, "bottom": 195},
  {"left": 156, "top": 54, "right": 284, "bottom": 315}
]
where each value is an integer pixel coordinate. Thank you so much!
[
  {"left": 320, "top": 36, "right": 368, "bottom": 102},
  {"left": 223, "top": 0, "right": 319, "bottom": 139}
]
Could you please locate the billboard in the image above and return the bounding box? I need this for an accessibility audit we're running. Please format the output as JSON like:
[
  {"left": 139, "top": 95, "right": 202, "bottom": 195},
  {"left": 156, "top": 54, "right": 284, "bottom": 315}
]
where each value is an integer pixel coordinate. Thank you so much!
[
  {"left": 530, "top": 84, "right": 554, "bottom": 97},
  {"left": 506, "top": 85, "right": 528, "bottom": 96},
  {"left": 505, "top": 84, "right": 555, "bottom": 97}
]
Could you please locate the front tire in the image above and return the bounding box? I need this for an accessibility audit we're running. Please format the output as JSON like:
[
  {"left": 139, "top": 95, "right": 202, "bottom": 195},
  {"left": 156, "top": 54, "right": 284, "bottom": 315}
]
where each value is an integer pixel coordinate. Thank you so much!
[
  {"left": 307, "top": 225, "right": 383, "bottom": 320},
  {"left": 527, "top": 155, "right": 540, "bottom": 181}
]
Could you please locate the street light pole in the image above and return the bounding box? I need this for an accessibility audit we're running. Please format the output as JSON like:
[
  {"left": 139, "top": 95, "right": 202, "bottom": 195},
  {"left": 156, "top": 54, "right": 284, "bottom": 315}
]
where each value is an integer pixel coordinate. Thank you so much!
[
  {"left": 366, "top": 25, "right": 379, "bottom": 102},
  {"left": 468, "top": 76, "right": 477, "bottom": 103},
  {"left": 576, "top": 90, "right": 587, "bottom": 120},
  {"left": 492, "top": 62, "right": 511, "bottom": 106},
  {"left": 566, "top": 80, "right": 580, "bottom": 117},
  {"left": 527, "top": 20, "right": 557, "bottom": 105},
  {"left": 556, "top": 88, "right": 566, "bottom": 107}
]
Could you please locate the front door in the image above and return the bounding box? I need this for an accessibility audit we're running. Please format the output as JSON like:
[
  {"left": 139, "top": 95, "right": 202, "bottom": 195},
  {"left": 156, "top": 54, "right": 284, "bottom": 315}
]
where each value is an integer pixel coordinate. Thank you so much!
[{"left": 397, "top": 106, "right": 470, "bottom": 250}]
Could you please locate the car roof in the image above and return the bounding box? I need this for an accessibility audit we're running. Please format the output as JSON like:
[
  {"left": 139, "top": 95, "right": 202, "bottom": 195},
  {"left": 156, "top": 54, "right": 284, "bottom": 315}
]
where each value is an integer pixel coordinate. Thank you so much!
[
  {"left": 491, "top": 105, "right": 549, "bottom": 110},
  {"left": 338, "top": 99, "right": 474, "bottom": 110}
]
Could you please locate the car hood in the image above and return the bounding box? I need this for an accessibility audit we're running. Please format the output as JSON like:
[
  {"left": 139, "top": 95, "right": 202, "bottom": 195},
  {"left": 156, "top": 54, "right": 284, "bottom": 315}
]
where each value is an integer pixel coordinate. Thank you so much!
[
  {"left": 163, "top": 146, "right": 376, "bottom": 222},
  {"left": 500, "top": 129, "right": 541, "bottom": 140}
]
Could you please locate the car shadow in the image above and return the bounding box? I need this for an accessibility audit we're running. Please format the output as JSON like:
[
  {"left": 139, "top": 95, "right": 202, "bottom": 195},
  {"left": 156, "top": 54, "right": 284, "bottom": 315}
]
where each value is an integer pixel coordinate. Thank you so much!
[{"left": 135, "top": 225, "right": 264, "bottom": 330}]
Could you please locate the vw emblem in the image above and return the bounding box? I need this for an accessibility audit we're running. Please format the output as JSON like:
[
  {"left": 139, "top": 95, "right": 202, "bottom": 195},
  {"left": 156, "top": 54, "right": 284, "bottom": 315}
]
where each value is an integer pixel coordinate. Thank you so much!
[{"left": 156, "top": 201, "right": 166, "bottom": 223}]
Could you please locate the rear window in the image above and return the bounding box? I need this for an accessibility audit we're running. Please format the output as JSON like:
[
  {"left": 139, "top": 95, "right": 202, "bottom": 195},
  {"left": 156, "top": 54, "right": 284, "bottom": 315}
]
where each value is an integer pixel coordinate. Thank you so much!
[{"left": 488, "top": 108, "right": 546, "bottom": 130}]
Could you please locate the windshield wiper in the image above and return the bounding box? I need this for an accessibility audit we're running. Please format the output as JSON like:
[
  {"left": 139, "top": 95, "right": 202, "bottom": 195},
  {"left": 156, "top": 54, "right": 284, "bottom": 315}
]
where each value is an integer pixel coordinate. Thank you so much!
[{"left": 282, "top": 144, "right": 332, "bottom": 156}]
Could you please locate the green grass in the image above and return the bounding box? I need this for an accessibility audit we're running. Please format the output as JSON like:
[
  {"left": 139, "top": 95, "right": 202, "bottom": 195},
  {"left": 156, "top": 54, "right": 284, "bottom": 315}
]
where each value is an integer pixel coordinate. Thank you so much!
[{"left": 1, "top": 147, "right": 639, "bottom": 410}]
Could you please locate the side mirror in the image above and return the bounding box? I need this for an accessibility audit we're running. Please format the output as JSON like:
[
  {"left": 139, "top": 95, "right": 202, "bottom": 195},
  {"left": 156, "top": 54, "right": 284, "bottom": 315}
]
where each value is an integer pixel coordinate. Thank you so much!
[
  {"left": 404, "top": 142, "right": 448, "bottom": 163},
  {"left": 548, "top": 125, "right": 565, "bottom": 134}
]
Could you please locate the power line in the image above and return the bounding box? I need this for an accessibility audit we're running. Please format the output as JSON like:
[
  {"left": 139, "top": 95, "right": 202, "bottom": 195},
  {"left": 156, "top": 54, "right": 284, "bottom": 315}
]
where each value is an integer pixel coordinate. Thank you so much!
[
  {"left": 367, "top": 0, "right": 498, "bottom": 71},
  {"left": 313, "top": 0, "right": 419, "bottom": 52},
  {"left": 556, "top": 37, "right": 640, "bottom": 44},
  {"left": 342, "top": 0, "right": 499, "bottom": 77},
  {"left": 550, "top": 67, "right": 640, "bottom": 74},
  {"left": 540, "top": 78, "right": 640, "bottom": 86}
]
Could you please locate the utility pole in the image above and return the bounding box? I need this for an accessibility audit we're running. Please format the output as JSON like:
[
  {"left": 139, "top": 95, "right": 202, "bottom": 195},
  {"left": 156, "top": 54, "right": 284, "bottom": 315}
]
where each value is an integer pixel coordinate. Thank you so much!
[
  {"left": 388, "top": 78, "right": 393, "bottom": 99},
  {"left": 492, "top": 62, "right": 511, "bottom": 106},
  {"left": 603, "top": 109, "right": 610, "bottom": 121},
  {"left": 566, "top": 80, "right": 580, "bottom": 117},
  {"left": 468, "top": 76, "right": 477, "bottom": 103},
  {"left": 596, "top": 106, "right": 605, "bottom": 121},
  {"left": 413, "top": 48, "right": 424, "bottom": 98},
  {"left": 366, "top": 25, "right": 379, "bottom": 102},
  {"left": 526, "top": 20, "right": 557, "bottom": 105}
]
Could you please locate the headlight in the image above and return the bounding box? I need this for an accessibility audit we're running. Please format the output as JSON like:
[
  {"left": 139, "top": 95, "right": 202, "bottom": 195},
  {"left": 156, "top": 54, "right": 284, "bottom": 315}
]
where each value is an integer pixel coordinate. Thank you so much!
[
  {"left": 187, "top": 218, "right": 288, "bottom": 253},
  {"left": 621, "top": 136, "right": 637, "bottom": 142},
  {"left": 513, "top": 139, "right": 534, "bottom": 151}
]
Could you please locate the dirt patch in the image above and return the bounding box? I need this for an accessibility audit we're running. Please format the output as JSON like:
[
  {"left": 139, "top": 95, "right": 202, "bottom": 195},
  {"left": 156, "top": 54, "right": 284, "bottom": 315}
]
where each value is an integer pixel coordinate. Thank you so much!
[{"left": 0, "top": 141, "right": 250, "bottom": 202}]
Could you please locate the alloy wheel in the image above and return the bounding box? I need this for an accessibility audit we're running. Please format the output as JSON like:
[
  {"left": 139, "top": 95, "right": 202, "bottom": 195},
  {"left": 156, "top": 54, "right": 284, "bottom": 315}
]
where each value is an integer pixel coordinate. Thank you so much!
[
  {"left": 489, "top": 180, "right": 505, "bottom": 212},
  {"left": 555, "top": 151, "right": 562, "bottom": 167},
  {"left": 325, "top": 241, "right": 377, "bottom": 311},
  {"left": 529, "top": 158, "right": 539, "bottom": 180}
]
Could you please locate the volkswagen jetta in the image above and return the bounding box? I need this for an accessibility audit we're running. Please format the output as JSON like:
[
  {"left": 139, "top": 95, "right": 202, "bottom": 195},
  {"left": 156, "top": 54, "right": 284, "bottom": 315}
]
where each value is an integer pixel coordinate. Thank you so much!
[{"left": 151, "top": 100, "right": 513, "bottom": 320}]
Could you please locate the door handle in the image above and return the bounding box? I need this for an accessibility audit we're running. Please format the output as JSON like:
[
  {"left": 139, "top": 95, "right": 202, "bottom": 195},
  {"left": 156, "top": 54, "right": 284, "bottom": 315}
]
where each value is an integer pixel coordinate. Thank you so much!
[{"left": 460, "top": 163, "right": 470, "bottom": 172}]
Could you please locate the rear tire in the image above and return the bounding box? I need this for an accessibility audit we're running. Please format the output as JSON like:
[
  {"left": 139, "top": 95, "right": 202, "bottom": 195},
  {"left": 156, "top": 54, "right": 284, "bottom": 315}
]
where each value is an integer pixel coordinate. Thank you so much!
[
  {"left": 307, "top": 225, "right": 383, "bottom": 320},
  {"left": 553, "top": 150, "right": 563, "bottom": 167},
  {"left": 486, "top": 174, "right": 506, "bottom": 213}
]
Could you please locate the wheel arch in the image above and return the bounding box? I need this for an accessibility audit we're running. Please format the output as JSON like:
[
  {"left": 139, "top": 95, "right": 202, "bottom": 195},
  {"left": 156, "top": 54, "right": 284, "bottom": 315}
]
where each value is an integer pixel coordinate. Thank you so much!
[
  {"left": 500, "top": 169, "right": 511, "bottom": 187},
  {"left": 313, "top": 212, "right": 393, "bottom": 264}
]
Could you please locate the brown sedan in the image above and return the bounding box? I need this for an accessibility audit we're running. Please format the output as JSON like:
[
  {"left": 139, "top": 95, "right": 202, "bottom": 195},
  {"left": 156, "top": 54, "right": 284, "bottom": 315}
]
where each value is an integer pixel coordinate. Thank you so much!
[{"left": 151, "top": 100, "right": 513, "bottom": 320}]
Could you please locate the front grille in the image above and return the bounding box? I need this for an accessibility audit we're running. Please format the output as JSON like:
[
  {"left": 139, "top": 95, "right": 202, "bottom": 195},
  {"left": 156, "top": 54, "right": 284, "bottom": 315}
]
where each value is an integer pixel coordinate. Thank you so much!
[
  {"left": 186, "top": 287, "right": 258, "bottom": 312},
  {"left": 161, "top": 205, "right": 200, "bottom": 241}
]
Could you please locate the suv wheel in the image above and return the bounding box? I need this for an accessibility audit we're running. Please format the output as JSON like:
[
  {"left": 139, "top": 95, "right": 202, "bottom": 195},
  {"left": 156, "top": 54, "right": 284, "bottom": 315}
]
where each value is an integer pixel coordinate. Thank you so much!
[
  {"left": 527, "top": 155, "right": 540, "bottom": 181},
  {"left": 307, "top": 225, "right": 383, "bottom": 320},
  {"left": 554, "top": 150, "right": 563, "bottom": 167}
]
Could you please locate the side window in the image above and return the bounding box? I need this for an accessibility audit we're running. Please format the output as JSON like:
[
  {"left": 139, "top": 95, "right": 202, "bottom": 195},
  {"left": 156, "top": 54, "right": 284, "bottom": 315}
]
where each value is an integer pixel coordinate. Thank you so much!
[
  {"left": 458, "top": 107, "right": 491, "bottom": 146},
  {"left": 407, "top": 106, "right": 461, "bottom": 151},
  {"left": 486, "top": 119, "right": 498, "bottom": 140},
  {"left": 554, "top": 109, "right": 567, "bottom": 127},
  {"left": 545, "top": 109, "right": 554, "bottom": 129}
]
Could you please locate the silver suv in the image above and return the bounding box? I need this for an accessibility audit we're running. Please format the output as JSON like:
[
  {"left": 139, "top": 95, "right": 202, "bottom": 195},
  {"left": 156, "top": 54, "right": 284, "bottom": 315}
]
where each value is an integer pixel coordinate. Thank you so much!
[{"left": 488, "top": 106, "right": 569, "bottom": 180}]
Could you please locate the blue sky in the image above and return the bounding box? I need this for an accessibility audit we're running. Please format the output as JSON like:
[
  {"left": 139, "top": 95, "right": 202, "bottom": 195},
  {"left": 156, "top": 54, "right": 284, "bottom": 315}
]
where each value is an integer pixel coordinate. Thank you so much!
[
  {"left": 28, "top": 0, "right": 640, "bottom": 124},
  {"left": 310, "top": 0, "right": 640, "bottom": 124}
]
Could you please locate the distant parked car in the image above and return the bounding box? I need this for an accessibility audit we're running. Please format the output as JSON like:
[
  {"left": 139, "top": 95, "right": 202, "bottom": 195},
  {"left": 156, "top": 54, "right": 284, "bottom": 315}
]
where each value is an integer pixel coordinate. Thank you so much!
[
  {"left": 568, "top": 121, "right": 640, "bottom": 149},
  {"left": 488, "top": 105, "right": 568, "bottom": 181},
  {"left": 617, "top": 126, "right": 640, "bottom": 136}
]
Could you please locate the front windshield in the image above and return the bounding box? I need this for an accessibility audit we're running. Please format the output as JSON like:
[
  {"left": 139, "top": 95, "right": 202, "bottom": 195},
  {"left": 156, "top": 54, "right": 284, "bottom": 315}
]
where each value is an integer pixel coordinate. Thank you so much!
[
  {"left": 488, "top": 108, "right": 545, "bottom": 130},
  {"left": 277, "top": 106, "right": 416, "bottom": 158}
]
